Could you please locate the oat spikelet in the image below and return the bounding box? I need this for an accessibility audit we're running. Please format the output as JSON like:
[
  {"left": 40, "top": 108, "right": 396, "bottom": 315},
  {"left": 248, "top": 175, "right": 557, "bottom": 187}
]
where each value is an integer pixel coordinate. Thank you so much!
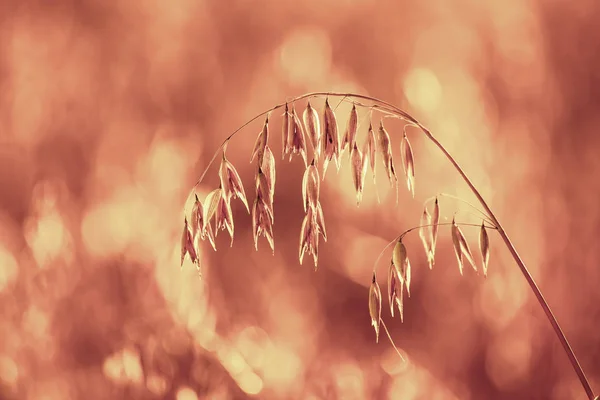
[
  {"left": 387, "top": 260, "right": 400, "bottom": 318},
  {"left": 289, "top": 106, "right": 308, "bottom": 167},
  {"left": 368, "top": 272, "right": 382, "bottom": 343},
  {"left": 377, "top": 121, "right": 398, "bottom": 200},
  {"left": 392, "top": 240, "right": 411, "bottom": 296},
  {"left": 479, "top": 221, "right": 490, "bottom": 276},
  {"left": 282, "top": 103, "right": 292, "bottom": 160},
  {"left": 419, "top": 207, "right": 435, "bottom": 269},
  {"left": 303, "top": 101, "right": 321, "bottom": 160},
  {"left": 299, "top": 207, "right": 320, "bottom": 268},
  {"left": 251, "top": 116, "right": 269, "bottom": 164},
  {"left": 203, "top": 188, "right": 222, "bottom": 232},
  {"left": 431, "top": 197, "right": 440, "bottom": 257},
  {"left": 315, "top": 201, "right": 327, "bottom": 242},
  {"left": 351, "top": 142, "right": 367, "bottom": 206},
  {"left": 180, "top": 218, "right": 197, "bottom": 266},
  {"left": 256, "top": 168, "right": 273, "bottom": 220},
  {"left": 262, "top": 145, "right": 276, "bottom": 204},
  {"left": 401, "top": 131, "right": 415, "bottom": 198},
  {"left": 302, "top": 161, "right": 320, "bottom": 212},
  {"left": 363, "top": 122, "right": 377, "bottom": 184},
  {"left": 322, "top": 98, "right": 340, "bottom": 178},
  {"left": 451, "top": 217, "right": 477, "bottom": 274},
  {"left": 219, "top": 155, "right": 250, "bottom": 213},
  {"left": 215, "top": 193, "right": 234, "bottom": 246},
  {"left": 190, "top": 194, "right": 204, "bottom": 242},
  {"left": 341, "top": 103, "right": 358, "bottom": 156},
  {"left": 252, "top": 196, "right": 274, "bottom": 253}
]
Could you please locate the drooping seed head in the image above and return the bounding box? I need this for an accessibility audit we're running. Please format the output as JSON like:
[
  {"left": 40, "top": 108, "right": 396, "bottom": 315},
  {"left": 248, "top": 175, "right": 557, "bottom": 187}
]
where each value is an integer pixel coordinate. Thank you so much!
[
  {"left": 255, "top": 168, "right": 273, "bottom": 220},
  {"left": 392, "top": 240, "right": 407, "bottom": 282},
  {"left": 180, "top": 218, "right": 197, "bottom": 267},
  {"left": 299, "top": 206, "right": 320, "bottom": 268},
  {"left": 322, "top": 98, "right": 340, "bottom": 178},
  {"left": 282, "top": 103, "right": 292, "bottom": 160},
  {"left": 368, "top": 272, "right": 382, "bottom": 343},
  {"left": 261, "top": 145, "right": 276, "bottom": 204},
  {"left": 387, "top": 260, "right": 401, "bottom": 318},
  {"left": 315, "top": 201, "right": 327, "bottom": 242},
  {"left": 251, "top": 116, "right": 269, "bottom": 164},
  {"left": 214, "top": 193, "right": 234, "bottom": 246},
  {"left": 431, "top": 197, "right": 440, "bottom": 255},
  {"left": 479, "top": 221, "right": 490, "bottom": 276},
  {"left": 219, "top": 156, "right": 250, "bottom": 213},
  {"left": 190, "top": 194, "right": 204, "bottom": 241},
  {"left": 362, "top": 122, "right": 377, "bottom": 185},
  {"left": 289, "top": 107, "right": 308, "bottom": 167},
  {"left": 252, "top": 195, "right": 274, "bottom": 253},
  {"left": 303, "top": 101, "right": 321, "bottom": 160},
  {"left": 377, "top": 120, "right": 398, "bottom": 190},
  {"left": 401, "top": 131, "right": 415, "bottom": 198},
  {"left": 341, "top": 104, "right": 358, "bottom": 156},
  {"left": 451, "top": 217, "right": 477, "bottom": 275},
  {"left": 350, "top": 142, "right": 367, "bottom": 206},
  {"left": 203, "top": 188, "right": 222, "bottom": 233},
  {"left": 302, "top": 160, "right": 320, "bottom": 212},
  {"left": 418, "top": 206, "right": 435, "bottom": 269}
]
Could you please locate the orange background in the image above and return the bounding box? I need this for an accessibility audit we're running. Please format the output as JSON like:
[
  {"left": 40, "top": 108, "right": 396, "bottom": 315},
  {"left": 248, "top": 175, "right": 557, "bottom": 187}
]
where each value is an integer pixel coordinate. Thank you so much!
[{"left": 0, "top": 0, "right": 599, "bottom": 399}]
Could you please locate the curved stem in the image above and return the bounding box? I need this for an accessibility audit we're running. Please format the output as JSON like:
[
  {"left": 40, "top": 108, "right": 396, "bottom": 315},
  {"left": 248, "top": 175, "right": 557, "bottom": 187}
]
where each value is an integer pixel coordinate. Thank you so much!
[{"left": 415, "top": 123, "right": 596, "bottom": 400}]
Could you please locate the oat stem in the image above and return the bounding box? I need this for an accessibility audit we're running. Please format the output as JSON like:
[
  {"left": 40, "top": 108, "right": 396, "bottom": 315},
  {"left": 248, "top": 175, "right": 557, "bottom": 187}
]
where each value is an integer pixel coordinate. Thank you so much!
[
  {"left": 185, "top": 92, "right": 595, "bottom": 399},
  {"left": 381, "top": 319, "right": 406, "bottom": 362}
]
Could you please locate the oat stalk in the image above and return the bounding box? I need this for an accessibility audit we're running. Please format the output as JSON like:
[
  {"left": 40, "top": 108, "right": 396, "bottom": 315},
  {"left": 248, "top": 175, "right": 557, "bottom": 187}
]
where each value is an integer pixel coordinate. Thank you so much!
[{"left": 182, "top": 92, "right": 596, "bottom": 400}]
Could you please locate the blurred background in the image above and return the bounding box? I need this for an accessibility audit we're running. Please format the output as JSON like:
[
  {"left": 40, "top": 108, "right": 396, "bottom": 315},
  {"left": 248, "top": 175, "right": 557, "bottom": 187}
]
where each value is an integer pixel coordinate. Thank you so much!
[{"left": 1, "top": 0, "right": 599, "bottom": 399}]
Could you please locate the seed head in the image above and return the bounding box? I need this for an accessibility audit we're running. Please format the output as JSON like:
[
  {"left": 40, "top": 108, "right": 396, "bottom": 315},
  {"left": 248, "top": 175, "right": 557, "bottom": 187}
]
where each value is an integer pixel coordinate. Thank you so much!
[
  {"left": 252, "top": 195, "right": 274, "bottom": 253},
  {"left": 401, "top": 131, "right": 415, "bottom": 198},
  {"left": 451, "top": 217, "right": 477, "bottom": 275},
  {"left": 479, "top": 221, "right": 490, "bottom": 276},
  {"left": 289, "top": 107, "right": 308, "bottom": 167},
  {"left": 251, "top": 116, "right": 269, "bottom": 164},
  {"left": 219, "top": 155, "right": 250, "bottom": 213},
  {"left": 377, "top": 121, "right": 398, "bottom": 196},
  {"left": 322, "top": 98, "right": 340, "bottom": 178},
  {"left": 341, "top": 104, "right": 358, "bottom": 156},
  {"left": 350, "top": 142, "right": 367, "bottom": 206},
  {"left": 368, "top": 272, "right": 382, "bottom": 343},
  {"left": 303, "top": 101, "right": 321, "bottom": 160},
  {"left": 418, "top": 206, "right": 435, "bottom": 269},
  {"left": 299, "top": 207, "right": 320, "bottom": 268},
  {"left": 180, "top": 218, "right": 197, "bottom": 267},
  {"left": 302, "top": 161, "right": 320, "bottom": 212},
  {"left": 392, "top": 240, "right": 411, "bottom": 296},
  {"left": 214, "top": 193, "right": 234, "bottom": 246},
  {"left": 315, "top": 201, "right": 327, "bottom": 242},
  {"left": 261, "top": 145, "right": 276, "bottom": 204},
  {"left": 431, "top": 197, "right": 440, "bottom": 256},
  {"left": 255, "top": 168, "right": 273, "bottom": 221},
  {"left": 203, "top": 188, "right": 222, "bottom": 232},
  {"left": 387, "top": 260, "right": 404, "bottom": 320},
  {"left": 363, "top": 122, "right": 377, "bottom": 185},
  {"left": 282, "top": 103, "right": 292, "bottom": 160}
]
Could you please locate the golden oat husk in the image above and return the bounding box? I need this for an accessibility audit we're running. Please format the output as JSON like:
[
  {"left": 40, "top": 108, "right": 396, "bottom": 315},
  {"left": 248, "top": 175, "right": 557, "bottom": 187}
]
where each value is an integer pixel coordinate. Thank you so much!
[
  {"left": 351, "top": 142, "right": 367, "bottom": 206},
  {"left": 219, "top": 156, "right": 250, "bottom": 213},
  {"left": 315, "top": 201, "right": 327, "bottom": 242},
  {"left": 290, "top": 107, "right": 308, "bottom": 167},
  {"left": 282, "top": 103, "right": 292, "bottom": 160},
  {"left": 302, "top": 161, "right": 320, "bottom": 212},
  {"left": 401, "top": 132, "right": 415, "bottom": 198},
  {"left": 322, "top": 98, "right": 340, "bottom": 178},
  {"left": 203, "top": 188, "right": 222, "bottom": 232},
  {"left": 431, "top": 197, "right": 440, "bottom": 256},
  {"left": 418, "top": 207, "right": 435, "bottom": 269},
  {"left": 341, "top": 103, "right": 358, "bottom": 156},
  {"left": 303, "top": 101, "right": 321, "bottom": 160},
  {"left": 368, "top": 272, "right": 382, "bottom": 343},
  {"left": 479, "top": 221, "right": 490, "bottom": 276},
  {"left": 251, "top": 116, "right": 269, "bottom": 164}
]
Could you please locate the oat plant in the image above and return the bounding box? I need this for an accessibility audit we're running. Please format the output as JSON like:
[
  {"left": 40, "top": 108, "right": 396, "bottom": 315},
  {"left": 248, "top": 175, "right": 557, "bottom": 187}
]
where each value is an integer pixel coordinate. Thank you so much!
[{"left": 180, "top": 92, "right": 597, "bottom": 399}]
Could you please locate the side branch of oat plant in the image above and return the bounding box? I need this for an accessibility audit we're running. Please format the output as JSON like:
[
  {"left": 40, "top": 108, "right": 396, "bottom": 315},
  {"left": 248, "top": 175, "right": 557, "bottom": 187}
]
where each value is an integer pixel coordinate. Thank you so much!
[
  {"left": 411, "top": 123, "right": 595, "bottom": 400},
  {"left": 184, "top": 92, "right": 595, "bottom": 400}
]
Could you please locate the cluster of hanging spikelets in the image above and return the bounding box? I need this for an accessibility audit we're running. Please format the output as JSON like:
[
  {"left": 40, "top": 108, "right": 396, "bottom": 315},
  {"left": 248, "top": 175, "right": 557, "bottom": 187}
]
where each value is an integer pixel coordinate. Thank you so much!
[{"left": 180, "top": 94, "right": 491, "bottom": 344}]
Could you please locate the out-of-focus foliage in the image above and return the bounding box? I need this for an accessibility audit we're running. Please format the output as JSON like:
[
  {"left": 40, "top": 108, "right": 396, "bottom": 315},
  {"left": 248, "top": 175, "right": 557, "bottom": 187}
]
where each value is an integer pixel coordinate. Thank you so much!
[{"left": 0, "top": 0, "right": 599, "bottom": 399}]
